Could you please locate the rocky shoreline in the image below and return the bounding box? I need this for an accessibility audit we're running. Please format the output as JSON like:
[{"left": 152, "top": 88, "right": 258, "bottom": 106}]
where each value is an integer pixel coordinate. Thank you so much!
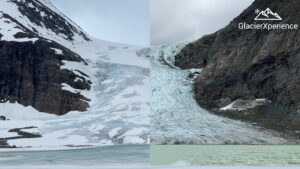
[{"left": 213, "top": 104, "right": 300, "bottom": 141}]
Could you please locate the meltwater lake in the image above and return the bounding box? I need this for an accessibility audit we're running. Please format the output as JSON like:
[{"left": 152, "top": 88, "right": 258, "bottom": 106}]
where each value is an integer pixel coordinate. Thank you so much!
[
  {"left": 0, "top": 145, "right": 300, "bottom": 169},
  {"left": 151, "top": 145, "right": 300, "bottom": 166},
  {"left": 0, "top": 145, "right": 149, "bottom": 169}
]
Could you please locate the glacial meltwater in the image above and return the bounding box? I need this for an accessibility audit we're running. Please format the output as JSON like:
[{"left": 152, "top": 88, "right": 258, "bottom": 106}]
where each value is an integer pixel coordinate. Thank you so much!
[
  {"left": 1, "top": 145, "right": 300, "bottom": 169},
  {"left": 0, "top": 145, "right": 149, "bottom": 169},
  {"left": 151, "top": 145, "right": 300, "bottom": 166}
]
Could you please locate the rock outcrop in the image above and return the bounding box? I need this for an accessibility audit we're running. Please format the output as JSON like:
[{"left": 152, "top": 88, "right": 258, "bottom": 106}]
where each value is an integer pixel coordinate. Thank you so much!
[
  {"left": 0, "top": 126, "right": 42, "bottom": 148},
  {"left": 0, "top": 40, "right": 91, "bottom": 115},
  {"left": 0, "top": 139, "right": 15, "bottom": 148},
  {"left": 175, "top": 0, "right": 300, "bottom": 133},
  {"left": 0, "top": 0, "right": 93, "bottom": 115}
]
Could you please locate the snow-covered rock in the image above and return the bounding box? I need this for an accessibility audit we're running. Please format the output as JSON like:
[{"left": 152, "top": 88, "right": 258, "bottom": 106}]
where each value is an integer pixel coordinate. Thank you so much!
[{"left": 220, "top": 99, "right": 272, "bottom": 111}]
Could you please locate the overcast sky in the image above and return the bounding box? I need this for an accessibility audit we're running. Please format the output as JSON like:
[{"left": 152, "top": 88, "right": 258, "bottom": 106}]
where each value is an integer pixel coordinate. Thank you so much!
[
  {"left": 151, "top": 0, "right": 254, "bottom": 45},
  {"left": 49, "top": 0, "right": 149, "bottom": 46}
]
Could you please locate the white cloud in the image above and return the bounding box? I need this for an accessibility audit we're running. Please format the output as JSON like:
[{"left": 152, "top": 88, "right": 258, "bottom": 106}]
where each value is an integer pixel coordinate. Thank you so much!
[
  {"left": 151, "top": 0, "right": 254, "bottom": 45},
  {"left": 49, "top": 0, "right": 150, "bottom": 46}
]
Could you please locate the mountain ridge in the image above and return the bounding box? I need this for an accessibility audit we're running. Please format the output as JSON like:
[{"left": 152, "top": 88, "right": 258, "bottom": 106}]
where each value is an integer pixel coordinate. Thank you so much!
[{"left": 0, "top": 0, "right": 94, "bottom": 115}]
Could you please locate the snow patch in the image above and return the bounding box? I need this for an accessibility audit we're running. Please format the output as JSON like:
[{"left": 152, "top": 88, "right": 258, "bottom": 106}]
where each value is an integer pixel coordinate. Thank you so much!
[
  {"left": 61, "top": 83, "right": 80, "bottom": 94},
  {"left": 188, "top": 68, "right": 202, "bottom": 74},
  {"left": 220, "top": 98, "right": 271, "bottom": 111},
  {"left": 0, "top": 102, "right": 55, "bottom": 120},
  {"left": 20, "top": 127, "right": 39, "bottom": 134},
  {"left": 60, "top": 60, "right": 91, "bottom": 79},
  {"left": 50, "top": 47, "right": 63, "bottom": 55},
  {"left": 0, "top": 13, "right": 38, "bottom": 42},
  {"left": 0, "top": 0, "right": 91, "bottom": 45},
  {"left": 0, "top": 130, "right": 19, "bottom": 138}
]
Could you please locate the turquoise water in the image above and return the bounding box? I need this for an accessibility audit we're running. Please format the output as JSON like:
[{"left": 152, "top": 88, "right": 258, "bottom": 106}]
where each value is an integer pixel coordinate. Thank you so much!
[
  {"left": 151, "top": 145, "right": 300, "bottom": 166},
  {"left": 1, "top": 145, "right": 300, "bottom": 169},
  {"left": 0, "top": 145, "right": 149, "bottom": 167}
]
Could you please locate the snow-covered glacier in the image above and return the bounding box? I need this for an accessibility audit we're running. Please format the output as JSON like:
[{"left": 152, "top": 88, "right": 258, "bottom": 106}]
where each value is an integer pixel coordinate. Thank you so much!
[
  {"left": 0, "top": 40, "right": 150, "bottom": 149},
  {"left": 0, "top": 0, "right": 149, "bottom": 149}
]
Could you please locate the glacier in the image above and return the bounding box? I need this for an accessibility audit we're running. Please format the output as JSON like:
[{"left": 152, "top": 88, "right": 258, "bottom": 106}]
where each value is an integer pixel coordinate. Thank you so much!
[
  {"left": 0, "top": 0, "right": 149, "bottom": 149},
  {"left": 0, "top": 39, "right": 150, "bottom": 149},
  {"left": 150, "top": 43, "right": 294, "bottom": 144}
]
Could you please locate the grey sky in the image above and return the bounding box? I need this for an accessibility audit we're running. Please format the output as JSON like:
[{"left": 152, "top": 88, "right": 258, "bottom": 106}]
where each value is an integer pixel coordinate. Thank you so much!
[
  {"left": 151, "top": 0, "right": 254, "bottom": 45},
  {"left": 49, "top": 0, "right": 149, "bottom": 46}
]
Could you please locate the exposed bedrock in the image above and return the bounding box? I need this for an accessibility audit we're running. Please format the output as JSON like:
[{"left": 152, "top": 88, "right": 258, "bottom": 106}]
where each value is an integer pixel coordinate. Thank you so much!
[
  {"left": 0, "top": 40, "right": 91, "bottom": 115},
  {"left": 175, "top": 0, "right": 300, "bottom": 133}
]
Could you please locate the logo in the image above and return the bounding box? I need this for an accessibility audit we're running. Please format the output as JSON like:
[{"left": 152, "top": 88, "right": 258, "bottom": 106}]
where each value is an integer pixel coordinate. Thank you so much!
[
  {"left": 254, "top": 8, "right": 282, "bottom": 21},
  {"left": 237, "top": 7, "right": 298, "bottom": 30}
]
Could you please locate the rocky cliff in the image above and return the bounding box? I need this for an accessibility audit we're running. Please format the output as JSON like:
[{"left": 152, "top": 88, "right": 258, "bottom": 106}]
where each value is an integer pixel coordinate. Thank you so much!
[
  {"left": 0, "top": 0, "right": 92, "bottom": 115},
  {"left": 175, "top": 0, "right": 300, "bottom": 133},
  {"left": 0, "top": 40, "right": 91, "bottom": 115}
]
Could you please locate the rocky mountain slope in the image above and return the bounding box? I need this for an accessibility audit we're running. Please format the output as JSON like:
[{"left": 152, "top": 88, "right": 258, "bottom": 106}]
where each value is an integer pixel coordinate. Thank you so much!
[
  {"left": 175, "top": 0, "right": 300, "bottom": 134},
  {"left": 0, "top": 0, "right": 149, "bottom": 148},
  {"left": 0, "top": 0, "right": 92, "bottom": 115}
]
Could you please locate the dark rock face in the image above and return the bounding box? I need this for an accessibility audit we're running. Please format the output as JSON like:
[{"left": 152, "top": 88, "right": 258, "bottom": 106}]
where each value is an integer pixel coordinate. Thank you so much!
[
  {"left": 8, "top": 126, "right": 41, "bottom": 139},
  {"left": 175, "top": 0, "right": 300, "bottom": 132},
  {"left": 0, "top": 0, "right": 93, "bottom": 116},
  {"left": 0, "top": 40, "right": 91, "bottom": 115}
]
